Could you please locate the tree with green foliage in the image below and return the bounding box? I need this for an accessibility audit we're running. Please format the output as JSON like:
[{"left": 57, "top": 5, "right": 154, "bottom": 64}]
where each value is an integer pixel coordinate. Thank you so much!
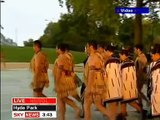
[
  {"left": 59, "top": 0, "right": 160, "bottom": 45},
  {"left": 37, "top": 0, "right": 160, "bottom": 51},
  {"left": 118, "top": 17, "right": 134, "bottom": 46},
  {"left": 134, "top": 0, "right": 160, "bottom": 45},
  {"left": 23, "top": 39, "right": 34, "bottom": 47}
]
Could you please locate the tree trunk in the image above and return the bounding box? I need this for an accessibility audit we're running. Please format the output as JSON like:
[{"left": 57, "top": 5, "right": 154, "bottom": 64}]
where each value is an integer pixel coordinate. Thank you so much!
[{"left": 134, "top": 0, "right": 143, "bottom": 45}]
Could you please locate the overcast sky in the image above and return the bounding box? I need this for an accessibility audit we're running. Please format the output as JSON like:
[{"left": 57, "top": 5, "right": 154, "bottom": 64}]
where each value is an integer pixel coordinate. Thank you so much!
[{"left": 1, "top": 0, "right": 67, "bottom": 46}]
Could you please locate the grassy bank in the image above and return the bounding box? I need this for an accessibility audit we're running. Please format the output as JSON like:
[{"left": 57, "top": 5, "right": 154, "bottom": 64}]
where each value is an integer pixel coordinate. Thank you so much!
[{"left": 1, "top": 46, "right": 86, "bottom": 64}]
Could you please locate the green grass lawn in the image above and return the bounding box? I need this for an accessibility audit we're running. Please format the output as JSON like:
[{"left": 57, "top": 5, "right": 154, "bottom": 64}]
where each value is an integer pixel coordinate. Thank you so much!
[{"left": 1, "top": 46, "right": 86, "bottom": 64}]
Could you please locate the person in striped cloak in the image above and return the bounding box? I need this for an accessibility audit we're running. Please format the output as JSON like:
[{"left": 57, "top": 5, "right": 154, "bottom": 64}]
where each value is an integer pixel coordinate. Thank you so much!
[
  {"left": 103, "top": 44, "right": 122, "bottom": 119},
  {"left": 119, "top": 48, "right": 146, "bottom": 120},
  {"left": 150, "top": 44, "right": 160, "bottom": 118},
  {"left": 84, "top": 41, "right": 113, "bottom": 120},
  {"left": 146, "top": 45, "right": 160, "bottom": 101},
  {"left": 53, "top": 43, "right": 81, "bottom": 120},
  {"left": 147, "top": 57, "right": 156, "bottom": 100}
]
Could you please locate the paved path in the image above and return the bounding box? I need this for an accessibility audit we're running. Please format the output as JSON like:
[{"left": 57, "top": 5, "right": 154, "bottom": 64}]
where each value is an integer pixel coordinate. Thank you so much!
[
  {"left": 1, "top": 65, "right": 159, "bottom": 120},
  {"left": 0, "top": 62, "right": 84, "bottom": 72}
]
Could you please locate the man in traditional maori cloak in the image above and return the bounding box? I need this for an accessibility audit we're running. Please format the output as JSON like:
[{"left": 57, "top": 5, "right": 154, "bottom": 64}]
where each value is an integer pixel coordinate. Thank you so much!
[
  {"left": 97, "top": 42, "right": 110, "bottom": 65},
  {"left": 134, "top": 44, "right": 150, "bottom": 107},
  {"left": 79, "top": 45, "right": 90, "bottom": 118},
  {"left": 30, "top": 40, "right": 49, "bottom": 97},
  {"left": 53, "top": 43, "right": 81, "bottom": 120},
  {"left": 64, "top": 44, "right": 82, "bottom": 102},
  {"left": 84, "top": 41, "right": 113, "bottom": 120}
]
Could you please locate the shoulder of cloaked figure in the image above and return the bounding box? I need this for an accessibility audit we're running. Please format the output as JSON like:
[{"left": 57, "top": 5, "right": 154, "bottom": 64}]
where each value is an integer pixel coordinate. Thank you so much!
[
  {"left": 57, "top": 54, "right": 63, "bottom": 60},
  {"left": 36, "top": 52, "right": 46, "bottom": 60},
  {"left": 40, "top": 51, "right": 48, "bottom": 57},
  {"left": 65, "top": 52, "right": 73, "bottom": 60},
  {"left": 68, "top": 52, "right": 73, "bottom": 56},
  {"left": 155, "top": 60, "right": 160, "bottom": 67},
  {"left": 111, "top": 56, "right": 120, "bottom": 61},
  {"left": 151, "top": 62, "right": 160, "bottom": 73},
  {"left": 105, "top": 57, "right": 120, "bottom": 67},
  {"left": 140, "top": 53, "right": 147, "bottom": 59},
  {"left": 137, "top": 54, "right": 146, "bottom": 62},
  {"left": 95, "top": 52, "right": 103, "bottom": 58}
]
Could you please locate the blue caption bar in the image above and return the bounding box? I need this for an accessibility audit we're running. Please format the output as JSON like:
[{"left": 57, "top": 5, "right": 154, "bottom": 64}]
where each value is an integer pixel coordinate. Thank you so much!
[{"left": 115, "top": 7, "right": 149, "bottom": 14}]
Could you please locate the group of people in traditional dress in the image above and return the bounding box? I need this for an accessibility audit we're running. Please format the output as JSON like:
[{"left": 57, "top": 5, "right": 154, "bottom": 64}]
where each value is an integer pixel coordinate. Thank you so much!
[{"left": 30, "top": 40, "right": 160, "bottom": 120}]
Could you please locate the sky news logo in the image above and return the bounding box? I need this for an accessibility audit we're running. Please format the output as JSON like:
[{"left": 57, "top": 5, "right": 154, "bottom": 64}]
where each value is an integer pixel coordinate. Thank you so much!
[{"left": 115, "top": 7, "right": 150, "bottom": 14}]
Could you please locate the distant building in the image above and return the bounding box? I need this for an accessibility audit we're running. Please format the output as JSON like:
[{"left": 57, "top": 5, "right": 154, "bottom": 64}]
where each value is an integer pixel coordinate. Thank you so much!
[{"left": 0, "top": 33, "right": 17, "bottom": 46}]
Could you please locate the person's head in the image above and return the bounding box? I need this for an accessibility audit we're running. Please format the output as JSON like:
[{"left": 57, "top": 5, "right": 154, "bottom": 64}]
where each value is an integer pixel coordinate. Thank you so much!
[
  {"left": 119, "top": 49, "right": 129, "bottom": 61},
  {"left": 86, "top": 40, "right": 97, "bottom": 54},
  {"left": 134, "top": 44, "right": 143, "bottom": 55},
  {"left": 151, "top": 44, "right": 160, "bottom": 61},
  {"left": 64, "top": 43, "right": 70, "bottom": 52},
  {"left": 56, "top": 43, "right": 66, "bottom": 55},
  {"left": 33, "top": 40, "right": 42, "bottom": 53},
  {"left": 97, "top": 42, "right": 105, "bottom": 53},
  {"left": 106, "top": 44, "right": 116, "bottom": 56}
]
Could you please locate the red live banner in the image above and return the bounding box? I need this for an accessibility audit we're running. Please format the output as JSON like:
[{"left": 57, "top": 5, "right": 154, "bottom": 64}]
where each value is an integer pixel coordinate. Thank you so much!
[
  {"left": 12, "top": 97, "right": 57, "bottom": 104},
  {"left": 12, "top": 97, "right": 57, "bottom": 119}
]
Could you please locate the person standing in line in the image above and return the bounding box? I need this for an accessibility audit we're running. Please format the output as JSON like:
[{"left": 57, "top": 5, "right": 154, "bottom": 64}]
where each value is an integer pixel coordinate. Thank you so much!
[
  {"left": 134, "top": 44, "right": 150, "bottom": 107},
  {"left": 119, "top": 48, "right": 146, "bottom": 120},
  {"left": 94, "top": 42, "right": 109, "bottom": 112},
  {"left": 84, "top": 41, "right": 113, "bottom": 120},
  {"left": 150, "top": 44, "right": 160, "bottom": 118},
  {"left": 146, "top": 45, "right": 158, "bottom": 100},
  {"left": 64, "top": 44, "right": 84, "bottom": 118},
  {"left": 146, "top": 44, "right": 160, "bottom": 119},
  {"left": 53, "top": 43, "right": 81, "bottom": 120},
  {"left": 64, "top": 44, "right": 82, "bottom": 103},
  {"left": 80, "top": 45, "right": 90, "bottom": 118},
  {"left": 97, "top": 42, "right": 110, "bottom": 65},
  {"left": 103, "top": 44, "right": 122, "bottom": 119},
  {"left": 30, "top": 40, "right": 49, "bottom": 97}
]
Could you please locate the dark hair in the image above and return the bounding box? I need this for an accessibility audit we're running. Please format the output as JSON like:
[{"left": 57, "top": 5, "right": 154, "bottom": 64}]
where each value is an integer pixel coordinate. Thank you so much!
[
  {"left": 146, "top": 53, "right": 152, "bottom": 63},
  {"left": 34, "top": 40, "right": 42, "bottom": 49},
  {"left": 120, "top": 49, "right": 129, "bottom": 56},
  {"left": 64, "top": 43, "right": 70, "bottom": 51},
  {"left": 97, "top": 42, "right": 106, "bottom": 49},
  {"left": 106, "top": 44, "right": 116, "bottom": 52},
  {"left": 135, "top": 44, "right": 143, "bottom": 51},
  {"left": 151, "top": 44, "right": 160, "bottom": 54},
  {"left": 87, "top": 40, "right": 97, "bottom": 50},
  {"left": 57, "top": 43, "right": 66, "bottom": 52}
]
